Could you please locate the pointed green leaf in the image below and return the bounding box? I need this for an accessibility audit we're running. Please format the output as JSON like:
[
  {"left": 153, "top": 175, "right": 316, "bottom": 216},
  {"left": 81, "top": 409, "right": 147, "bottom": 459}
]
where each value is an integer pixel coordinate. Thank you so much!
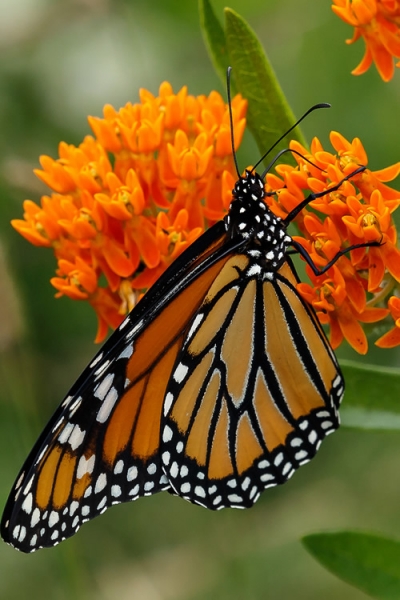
[
  {"left": 224, "top": 8, "right": 307, "bottom": 162},
  {"left": 198, "top": 0, "right": 230, "bottom": 86},
  {"left": 340, "top": 360, "right": 400, "bottom": 430},
  {"left": 302, "top": 531, "right": 400, "bottom": 600}
]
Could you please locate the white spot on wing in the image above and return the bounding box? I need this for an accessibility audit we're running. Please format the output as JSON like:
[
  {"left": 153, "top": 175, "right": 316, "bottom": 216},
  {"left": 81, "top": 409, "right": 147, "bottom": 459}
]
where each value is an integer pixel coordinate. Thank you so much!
[
  {"left": 163, "top": 392, "right": 174, "bottom": 416},
  {"left": 118, "top": 344, "right": 134, "bottom": 360},
  {"left": 89, "top": 353, "right": 103, "bottom": 368},
  {"left": 94, "top": 360, "right": 110, "bottom": 377},
  {"left": 195, "top": 486, "right": 206, "bottom": 498},
  {"left": 69, "top": 425, "right": 85, "bottom": 450},
  {"left": 260, "top": 473, "right": 274, "bottom": 483},
  {"left": 48, "top": 511, "right": 59, "bottom": 527},
  {"left": 119, "top": 317, "right": 130, "bottom": 330},
  {"left": 247, "top": 264, "right": 262, "bottom": 276},
  {"left": 308, "top": 430, "right": 318, "bottom": 444},
  {"left": 227, "top": 494, "right": 243, "bottom": 503},
  {"left": 295, "top": 450, "right": 308, "bottom": 461},
  {"left": 61, "top": 395, "right": 73, "bottom": 408},
  {"left": 70, "top": 501, "right": 79, "bottom": 516},
  {"left": 77, "top": 455, "right": 95, "bottom": 479},
  {"left": 21, "top": 493, "right": 33, "bottom": 515},
  {"left": 94, "top": 373, "right": 114, "bottom": 400},
  {"left": 162, "top": 451, "right": 171, "bottom": 465},
  {"left": 31, "top": 508, "right": 40, "bottom": 527},
  {"left": 23, "top": 475, "right": 34, "bottom": 495},
  {"left": 97, "top": 496, "right": 107, "bottom": 511},
  {"left": 96, "top": 386, "right": 119, "bottom": 423},
  {"left": 127, "top": 466, "right": 138, "bottom": 481},
  {"left": 170, "top": 462, "right": 179, "bottom": 478},
  {"left": 163, "top": 425, "right": 173, "bottom": 442},
  {"left": 187, "top": 313, "right": 204, "bottom": 341},
  {"left": 58, "top": 422, "right": 74, "bottom": 444},
  {"left": 125, "top": 319, "right": 143, "bottom": 340},
  {"left": 173, "top": 363, "right": 189, "bottom": 384},
  {"left": 95, "top": 473, "right": 107, "bottom": 494},
  {"left": 69, "top": 397, "right": 82, "bottom": 417},
  {"left": 114, "top": 459, "right": 124, "bottom": 474},
  {"left": 111, "top": 485, "right": 122, "bottom": 498},
  {"left": 129, "top": 485, "right": 140, "bottom": 497}
]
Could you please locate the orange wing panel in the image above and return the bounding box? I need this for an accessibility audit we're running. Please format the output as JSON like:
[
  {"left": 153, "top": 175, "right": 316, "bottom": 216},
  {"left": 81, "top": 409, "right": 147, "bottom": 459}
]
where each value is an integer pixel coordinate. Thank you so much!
[
  {"left": 132, "top": 341, "right": 181, "bottom": 458},
  {"left": 221, "top": 279, "right": 256, "bottom": 405},
  {"left": 52, "top": 452, "right": 77, "bottom": 509},
  {"left": 253, "top": 369, "right": 294, "bottom": 452},
  {"left": 263, "top": 282, "right": 327, "bottom": 417},
  {"left": 36, "top": 447, "right": 62, "bottom": 510},
  {"left": 235, "top": 412, "right": 264, "bottom": 475},
  {"left": 103, "top": 378, "right": 145, "bottom": 464},
  {"left": 170, "top": 351, "right": 214, "bottom": 435},
  {"left": 208, "top": 399, "right": 233, "bottom": 479},
  {"left": 185, "top": 369, "right": 221, "bottom": 466}
]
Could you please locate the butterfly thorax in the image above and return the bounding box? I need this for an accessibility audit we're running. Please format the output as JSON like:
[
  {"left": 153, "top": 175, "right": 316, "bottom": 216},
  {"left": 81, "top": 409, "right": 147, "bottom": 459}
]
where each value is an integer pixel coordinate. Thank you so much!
[{"left": 225, "top": 170, "right": 291, "bottom": 272}]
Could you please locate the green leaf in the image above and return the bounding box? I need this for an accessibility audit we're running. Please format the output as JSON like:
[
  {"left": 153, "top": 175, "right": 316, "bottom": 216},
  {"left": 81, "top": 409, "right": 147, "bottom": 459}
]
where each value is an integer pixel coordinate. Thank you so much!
[
  {"left": 224, "top": 8, "right": 307, "bottom": 162},
  {"left": 340, "top": 360, "right": 400, "bottom": 430},
  {"left": 302, "top": 531, "right": 400, "bottom": 600},
  {"left": 198, "top": 0, "right": 230, "bottom": 86}
]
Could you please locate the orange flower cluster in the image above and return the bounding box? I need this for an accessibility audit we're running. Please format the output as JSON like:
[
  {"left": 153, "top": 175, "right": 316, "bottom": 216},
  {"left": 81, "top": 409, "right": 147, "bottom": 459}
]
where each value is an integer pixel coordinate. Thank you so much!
[
  {"left": 332, "top": 0, "right": 400, "bottom": 81},
  {"left": 12, "top": 84, "right": 247, "bottom": 342},
  {"left": 265, "top": 132, "right": 400, "bottom": 354}
]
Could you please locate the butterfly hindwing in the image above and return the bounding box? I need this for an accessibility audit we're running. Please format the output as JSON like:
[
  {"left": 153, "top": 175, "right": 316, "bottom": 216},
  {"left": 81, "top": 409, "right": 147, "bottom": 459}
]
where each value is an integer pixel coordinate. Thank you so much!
[{"left": 161, "top": 251, "right": 343, "bottom": 509}]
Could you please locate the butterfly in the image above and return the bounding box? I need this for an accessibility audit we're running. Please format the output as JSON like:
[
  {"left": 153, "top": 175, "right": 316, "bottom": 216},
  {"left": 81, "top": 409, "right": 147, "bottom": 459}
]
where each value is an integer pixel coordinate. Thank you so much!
[{"left": 1, "top": 89, "right": 370, "bottom": 553}]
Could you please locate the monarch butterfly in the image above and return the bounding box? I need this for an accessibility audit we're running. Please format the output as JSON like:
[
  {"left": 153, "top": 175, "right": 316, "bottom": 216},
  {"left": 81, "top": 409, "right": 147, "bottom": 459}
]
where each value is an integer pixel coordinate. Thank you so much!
[{"left": 1, "top": 79, "right": 371, "bottom": 553}]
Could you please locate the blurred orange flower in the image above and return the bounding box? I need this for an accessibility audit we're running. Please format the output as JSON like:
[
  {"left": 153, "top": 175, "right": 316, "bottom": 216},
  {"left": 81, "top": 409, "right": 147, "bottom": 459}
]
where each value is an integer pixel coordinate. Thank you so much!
[
  {"left": 332, "top": 0, "right": 400, "bottom": 81},
  {"left": 11, "top": 84, "right": 400, "bottom": 355},
  {"left": 12, "top": 83, "right": 246, "bottom": 342},
  {"left": 265, "top": 132, "right": 400, "bottom": 354}
]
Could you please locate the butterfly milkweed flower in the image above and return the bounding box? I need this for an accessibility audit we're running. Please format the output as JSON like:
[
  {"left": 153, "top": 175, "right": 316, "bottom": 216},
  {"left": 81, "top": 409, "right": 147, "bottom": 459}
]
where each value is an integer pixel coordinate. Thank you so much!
[
  {"left": 11, "top": 85, "right": 400, "bottom": 354},
  {"left": 265, "top": 132, "right": 400, "bottom": 354},
  {"left": 12, "top": 84, "right": 247, "bottom": 342},
  {"left": 332, "top": 0, "right": 400, "bottom": 81}
]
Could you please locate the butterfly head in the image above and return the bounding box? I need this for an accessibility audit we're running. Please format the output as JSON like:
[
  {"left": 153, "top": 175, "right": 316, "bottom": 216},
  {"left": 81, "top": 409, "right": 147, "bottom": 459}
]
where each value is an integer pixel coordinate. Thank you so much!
[{"left": 226, "top": 170, "right": 291, "bottom": 269}]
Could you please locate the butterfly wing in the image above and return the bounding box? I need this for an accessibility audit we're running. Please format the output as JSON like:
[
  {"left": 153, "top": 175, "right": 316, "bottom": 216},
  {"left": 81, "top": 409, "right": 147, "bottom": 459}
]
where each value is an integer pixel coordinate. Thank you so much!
[
  {"left": 1, "top": 223, "right": 241, "bottom": 552},
  {"left": 161, "top": 253, "right": 343, "bottom": 509}
]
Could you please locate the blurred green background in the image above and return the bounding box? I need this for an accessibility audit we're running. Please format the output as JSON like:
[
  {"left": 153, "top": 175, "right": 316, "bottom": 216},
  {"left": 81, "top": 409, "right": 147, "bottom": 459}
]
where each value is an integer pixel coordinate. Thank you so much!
[{"left": 1, "top": 1, "right": 400, "bottom": 598}]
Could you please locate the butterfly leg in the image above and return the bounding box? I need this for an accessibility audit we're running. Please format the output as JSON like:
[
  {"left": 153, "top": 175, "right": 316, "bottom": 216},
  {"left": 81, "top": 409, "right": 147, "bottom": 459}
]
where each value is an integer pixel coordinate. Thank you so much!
[{"left": 290, "top": 239, "right": 381, "bottom": 276}]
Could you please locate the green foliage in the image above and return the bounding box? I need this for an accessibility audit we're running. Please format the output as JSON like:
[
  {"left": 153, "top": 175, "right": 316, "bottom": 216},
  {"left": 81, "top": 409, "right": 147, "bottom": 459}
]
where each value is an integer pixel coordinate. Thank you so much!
[
  {"left": 302, "top": 532, "right": 400, "bottom": 599},
  {"left": 199, "top": 0, "right": 306, "bottom": 162},
  {"left": 341, "top": 361, "right": 400, "bottom": 430}
]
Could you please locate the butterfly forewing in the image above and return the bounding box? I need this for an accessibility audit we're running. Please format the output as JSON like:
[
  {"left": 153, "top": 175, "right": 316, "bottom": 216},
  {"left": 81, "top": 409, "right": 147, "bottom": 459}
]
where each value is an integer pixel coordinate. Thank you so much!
[
  {"left": 161, "top": 251, "right": 343, "bottom": 509},
  {"left": 1, "top": 227, "right": 235, "bottom": 552}
]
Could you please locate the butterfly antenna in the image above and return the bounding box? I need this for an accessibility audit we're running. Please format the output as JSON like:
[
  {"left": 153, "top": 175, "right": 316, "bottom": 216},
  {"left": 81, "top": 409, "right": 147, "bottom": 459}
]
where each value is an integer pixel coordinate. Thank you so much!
[
  {"left": 261, "top": 147, "right": 325, "bottom": 181},
  {"left": 227, "top": 67, "right": 241, "bottom": 179},
  {"left": 252, "top": 103, "right": 331, "bottom": 174}
]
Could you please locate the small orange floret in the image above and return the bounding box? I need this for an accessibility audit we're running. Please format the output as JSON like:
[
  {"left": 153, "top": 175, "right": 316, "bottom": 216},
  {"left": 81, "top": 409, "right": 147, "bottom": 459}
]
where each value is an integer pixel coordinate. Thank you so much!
[
  {"left": 269, "top": 130, "right": 399, "bottom": 354},
  {"left": 376, "top": 296, "right": 400, "bottom": 347},
  {"left": 332, "top": 0, "right": 400, "bottom": 81}
]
